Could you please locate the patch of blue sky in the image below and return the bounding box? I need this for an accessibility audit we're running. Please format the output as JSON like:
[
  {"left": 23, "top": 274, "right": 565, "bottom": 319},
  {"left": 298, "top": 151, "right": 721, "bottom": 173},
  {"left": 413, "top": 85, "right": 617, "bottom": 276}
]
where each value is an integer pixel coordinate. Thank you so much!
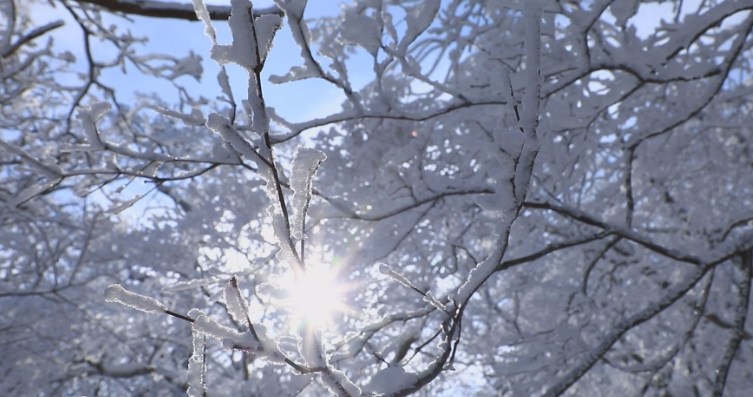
[{"left": 29, "top": 1, "right": 363, "bottom": 123}]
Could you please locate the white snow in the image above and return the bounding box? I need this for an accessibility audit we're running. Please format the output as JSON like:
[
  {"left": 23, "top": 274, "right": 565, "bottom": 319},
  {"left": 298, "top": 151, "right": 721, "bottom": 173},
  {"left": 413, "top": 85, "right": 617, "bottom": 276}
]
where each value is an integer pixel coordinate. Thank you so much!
[
  {"left": 223, "top": 279, "right": 248, "bottom": 324},
  {"left": 378, "top": 263, "right": 422, "bottom": 293},
  {"left": 210, "top": 0, "right": 256, "bottom": 70},
  {"left": 188, "top": 308, "right": 205, "bottom": 320},
  {"left": 339, "top": 15, "right": 381, "bottom": 55},
  {"left": 191, "top": 0, "right": 217, "bottom": 44},
  {"left": 398, "top": 0, "right": 440, "bottom": 55},
  {"left": 104, "top": 284, "right": 167, "bottom": 314},
  {"left": 520, "top": 1, "right": 542, "bottom": 134},
  {"left": 610, "top": 0, "right": 639, "bottom": 26},
  {"left": 76, "top": 102, "right": 111, "bottom": 150},
  {"left": 255, "top": 282, "right": 287, "bottom": 301},
  {"left": 366, "top": 366, "right": 419, "bottom": 395},
  {"left": 187, "top": 329, "right": 206, "bottom": 397},
  {"left": 151, "top": 106, "right": 205, "bottom": 126},
  {"left": 269, "top": 65, "right": 319, "bottom": 84},
  {"left": 494, "top": 127, "right": 526, "bottom": 159},
  {"left": 193, "top": 314, "right": 247, "bottom": 342},
  {"left": 163, "top": 277, "right": 223, "bottom": 293},
  {"left": 290, "top": 147, "right": 327, "bottom": 239},
  {"left": 269, "top": 0, "right": 321, "bottom": 84},
  {"left": 423, "top": 291, "right": 446, "bottom": 312},
  {"left": 320, "top": 366, "right": 362, "bottom": 397},
  {"left": 272, "top": 0, "right": 306, "bottom": 18},
  {"left": 107, "top": 194, "right": 144, "bottom": 215},
  {"left": 210, "top": 0, "right": 280, "bottom": 71},
  {"left": 6, "top": 181, "right": 55, "bottom": 208},
  {"left": 165, "top": 52, "right": 203, "bottom": 81},
  {"left": 254, "top": 14, "right": 283, "bottom": 65},
  {"left": 246, "top": 75, "right": 268, "bottom": 132},
  {"left": 206, "top": 113, "right": 259, "bottom": 161},
  {"left": 217, "top": 68, "right": 235, "bottom": 103},
  {"left": 0, "top": 139, "right": 63, "bottom": 179}
]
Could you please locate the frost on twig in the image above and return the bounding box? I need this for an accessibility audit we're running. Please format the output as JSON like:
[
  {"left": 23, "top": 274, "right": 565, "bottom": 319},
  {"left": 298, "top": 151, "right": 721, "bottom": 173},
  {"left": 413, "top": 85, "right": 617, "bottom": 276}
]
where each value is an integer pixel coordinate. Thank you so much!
[
  {"left": 76, "top": 101, "right": 111, "bottom": 150},
  {"left": 378, "top": 263, "right": 424, "bottom": 295},
  {"left": 194, "top": 289, "right": 287, "bottom": 365},
  {"left": 206, "top": 113, "right": 261, "bottom": 162},
  {"left": 320, "top": 366, "right": 362, "bottom": 397},
  {"left": 0, "top": 139, "right": 63, "bottom": 179},
  {"left": 423, "top": 291, "right": 446, "bottom": 312},
  {"left": 255, "top": 282, "right": 288, "bottom": 303},
  {"left": 207, "top": 113, "right": 301, "bottom": 273},
  {"left": 366, "top": 366, "right": 419, "bottom": 396},
  {"left": 104, "top": 284, "right": 168, "bottom": 314},
  {"left": 187, "top": 327, "right": 207, "bottom": 397},
  {"left": 397, "top": 0, "right": 440, "bottom": 56},
  {"left": 6, "top": 180, "right": 62, "bottom": 208},
  {"left": 217, "top": 68, "right": 235, "bottom": 105},
  {"left": 107, "top": 194, "right": 144, "bottom": 215},
  {"left": 339, "top": 15, "right": 380, "bottom": 55},
  {"left": 209, "top": 0, "right": 281, "bottom": 71},
  {"left": 151, "top": 106, "right": 205, "bottom": 126},
  {"left": 457, "top": 0, "right": 543, "bottom": 329},
  {"left": 269, "top": 0, "right": 319, "bottom": 84},
  {"left": 290, "top": 147, "right": 327, "bottom": 239},
  {"left": 193, "top": 313, "right": 255, "bottom": 345},
  {"left": 223, "top": 278, "right": 249, "bottom": 325},
  {"left": 163, "top": 277, "right": 224, "bottom": 293},
  {"left": 191, "top": 0, "right": 218, "bottom": 44}
]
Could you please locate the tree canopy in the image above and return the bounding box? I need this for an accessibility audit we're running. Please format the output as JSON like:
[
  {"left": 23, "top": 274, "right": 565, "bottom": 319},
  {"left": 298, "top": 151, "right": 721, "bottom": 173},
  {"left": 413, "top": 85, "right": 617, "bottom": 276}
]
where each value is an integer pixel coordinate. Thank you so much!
[{"left": 2, "top": 0, "right": 753, "bottom": 396}]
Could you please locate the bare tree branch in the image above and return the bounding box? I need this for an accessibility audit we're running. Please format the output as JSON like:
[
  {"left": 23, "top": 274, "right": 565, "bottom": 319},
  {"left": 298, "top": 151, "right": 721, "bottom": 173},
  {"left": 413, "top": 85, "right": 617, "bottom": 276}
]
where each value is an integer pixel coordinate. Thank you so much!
[{"left": 73, "top": 0, "right": 281, "bottom": 21}]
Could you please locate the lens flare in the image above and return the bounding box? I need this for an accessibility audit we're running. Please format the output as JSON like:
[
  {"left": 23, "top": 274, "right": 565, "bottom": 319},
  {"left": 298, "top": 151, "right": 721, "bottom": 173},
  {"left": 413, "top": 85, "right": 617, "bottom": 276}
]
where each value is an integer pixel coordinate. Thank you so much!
[
  {"left": 288, "top": 264, "right": 345, "bottom": 328},
  {"left": 288, "top": 264, "right": 353, "bottom": 329}
]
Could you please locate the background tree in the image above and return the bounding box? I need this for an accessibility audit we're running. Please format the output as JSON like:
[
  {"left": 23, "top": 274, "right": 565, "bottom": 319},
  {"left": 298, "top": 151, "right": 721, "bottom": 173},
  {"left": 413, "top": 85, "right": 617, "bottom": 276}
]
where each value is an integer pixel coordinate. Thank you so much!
[{"left": 2, "top": 0, "right": 753, "bottom": 396}]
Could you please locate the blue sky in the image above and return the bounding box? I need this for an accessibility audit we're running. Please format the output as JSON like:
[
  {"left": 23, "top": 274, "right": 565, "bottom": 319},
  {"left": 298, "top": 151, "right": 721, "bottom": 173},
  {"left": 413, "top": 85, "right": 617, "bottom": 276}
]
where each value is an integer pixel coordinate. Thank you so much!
[{"left": 31, "top": 0, "right": 370, "bottom": 124}]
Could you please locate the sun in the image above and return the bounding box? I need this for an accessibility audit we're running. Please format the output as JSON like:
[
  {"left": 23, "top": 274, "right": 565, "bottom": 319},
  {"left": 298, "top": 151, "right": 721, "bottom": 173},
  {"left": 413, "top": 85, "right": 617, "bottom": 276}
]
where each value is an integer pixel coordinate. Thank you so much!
[{"left": 287, "top": 263, "right": 349, "bottom": 329}]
